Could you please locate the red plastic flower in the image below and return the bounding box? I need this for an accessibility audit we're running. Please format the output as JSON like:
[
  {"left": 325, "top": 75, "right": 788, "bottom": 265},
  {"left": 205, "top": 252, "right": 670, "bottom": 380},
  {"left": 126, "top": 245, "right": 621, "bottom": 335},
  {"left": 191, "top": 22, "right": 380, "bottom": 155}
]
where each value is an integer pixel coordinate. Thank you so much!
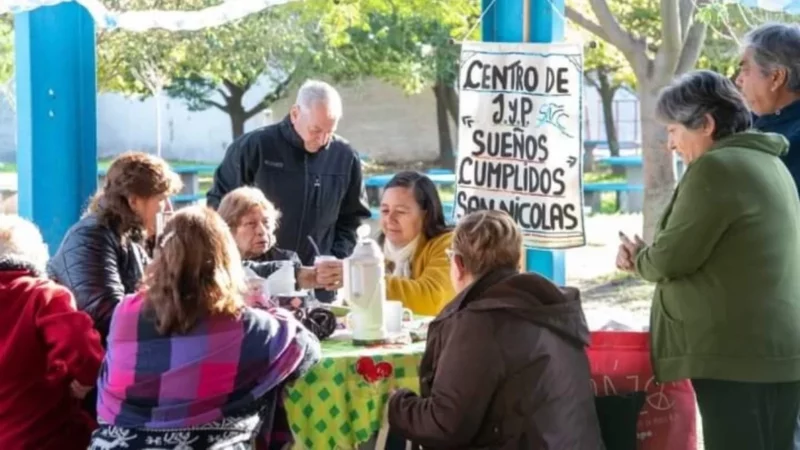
[{"left": 355, "top": 357, "right": 394, "bottom": 384}]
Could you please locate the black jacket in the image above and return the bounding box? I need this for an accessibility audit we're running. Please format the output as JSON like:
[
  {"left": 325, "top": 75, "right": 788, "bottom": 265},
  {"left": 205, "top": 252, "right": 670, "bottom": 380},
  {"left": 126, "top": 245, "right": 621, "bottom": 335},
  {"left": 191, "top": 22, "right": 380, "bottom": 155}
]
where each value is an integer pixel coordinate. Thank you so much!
[
  {"left": 207, "top": 117, "right": 371, "bottom": 265},
  {"left": 753, "top": 99, "right": 800, "bottom": 193},
  {"left": 47, "top": 214, "right": 148, "bottom": 344}
]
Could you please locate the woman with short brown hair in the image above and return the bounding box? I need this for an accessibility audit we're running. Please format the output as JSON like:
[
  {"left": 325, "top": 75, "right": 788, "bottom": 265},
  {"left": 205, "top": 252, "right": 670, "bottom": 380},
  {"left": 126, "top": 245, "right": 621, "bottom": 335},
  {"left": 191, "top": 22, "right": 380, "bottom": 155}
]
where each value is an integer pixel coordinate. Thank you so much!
[
  {"left": 388, "top": 210, "right": 603, "bottom": 449},
  {"left": 91, "top": 206, "right": 321, "bottom": 449}
]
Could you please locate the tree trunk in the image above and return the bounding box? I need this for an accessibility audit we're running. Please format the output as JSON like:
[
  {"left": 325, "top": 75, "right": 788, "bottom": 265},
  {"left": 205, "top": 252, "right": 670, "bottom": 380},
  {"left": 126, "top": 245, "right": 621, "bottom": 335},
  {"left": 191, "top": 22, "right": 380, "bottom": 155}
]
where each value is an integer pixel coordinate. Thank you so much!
[
  {"left": 639, "top": 83, "right": 676, "bottom": 242},
  {"left": 433, "top": 83, "right": 456, "bottom": 169},
  {"left": 444, "top": 85, "right": 459, "bottom": 124},
  {"left": 597, "top": 70, "right": 623, "bottom": 177},
  {"left": 230, "top": 112, "right": 246, "bottom": 139},
  {"left": 225, "top": 83, "right": 247, "bottom": 139}
]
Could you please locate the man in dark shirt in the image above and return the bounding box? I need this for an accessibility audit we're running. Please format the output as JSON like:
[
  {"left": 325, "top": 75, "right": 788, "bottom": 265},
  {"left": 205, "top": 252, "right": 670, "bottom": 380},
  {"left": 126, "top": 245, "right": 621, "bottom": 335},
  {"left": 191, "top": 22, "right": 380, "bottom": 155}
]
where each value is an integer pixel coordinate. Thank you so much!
[
  {"left": 736, "top": 22, "right": 800, "bottom": 448},
  {"left": 207, "top": 80, "right": 371, "bottom": 299},
  {"left": 737, "top": 23, "right": 800, "bottom": 188}
]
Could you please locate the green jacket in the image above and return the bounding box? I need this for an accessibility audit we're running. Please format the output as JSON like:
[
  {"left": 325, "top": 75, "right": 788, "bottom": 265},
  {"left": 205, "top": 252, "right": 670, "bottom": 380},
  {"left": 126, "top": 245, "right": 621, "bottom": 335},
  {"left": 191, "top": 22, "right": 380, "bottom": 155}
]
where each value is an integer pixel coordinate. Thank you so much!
[{"left": 637, "top": 131, "right": 800, "bottom": 383}]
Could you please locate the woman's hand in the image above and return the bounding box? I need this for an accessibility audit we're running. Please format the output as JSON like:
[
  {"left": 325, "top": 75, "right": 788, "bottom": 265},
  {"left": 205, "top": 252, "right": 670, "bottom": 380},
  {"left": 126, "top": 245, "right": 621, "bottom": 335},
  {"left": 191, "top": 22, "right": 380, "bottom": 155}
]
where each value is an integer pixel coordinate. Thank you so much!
[
  {"left": 616, "top": 244, "right": 635, "bottom": 271},
  {"left": 316, "top": 259, "right": 344, "bottom": 291},
  {"left": 617, "top": 232, "right": 646, "bottom": 272}
]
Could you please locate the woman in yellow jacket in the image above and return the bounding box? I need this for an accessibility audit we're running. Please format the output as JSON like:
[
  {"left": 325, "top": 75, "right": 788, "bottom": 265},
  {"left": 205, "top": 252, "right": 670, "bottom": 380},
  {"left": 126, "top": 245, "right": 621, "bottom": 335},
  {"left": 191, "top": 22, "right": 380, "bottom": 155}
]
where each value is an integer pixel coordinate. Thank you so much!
[{"left": 379, "top": 171, "right": 454, "bottom": 316}]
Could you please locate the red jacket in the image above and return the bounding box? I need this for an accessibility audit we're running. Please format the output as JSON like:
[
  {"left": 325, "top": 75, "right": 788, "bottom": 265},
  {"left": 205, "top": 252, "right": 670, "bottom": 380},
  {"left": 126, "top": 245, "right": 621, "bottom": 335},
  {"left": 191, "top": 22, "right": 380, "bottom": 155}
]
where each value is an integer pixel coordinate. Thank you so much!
[{"left": 0, "top": 265, "right": 104, "bottom": 450}]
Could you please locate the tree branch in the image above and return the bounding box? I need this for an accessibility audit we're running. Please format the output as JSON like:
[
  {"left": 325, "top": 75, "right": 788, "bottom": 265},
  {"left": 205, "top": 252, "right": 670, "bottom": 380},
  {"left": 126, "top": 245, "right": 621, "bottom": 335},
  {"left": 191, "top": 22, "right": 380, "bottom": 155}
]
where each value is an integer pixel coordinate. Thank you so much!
[
  {"left": 244, "top": 73, "right": 294, "bottom": 120},
  {"left": 704, "top": 0, "right": 741, "bottom": 45},
  {"left": 223, "top": 79, "right": 245, "bottom": 100},
  {"left": 586, "top": 0, "right": 640, "bottom": 58},
  {"left": 655, "top": 0, "right": 683, "bottom": 76},
  {"left": 675, "top": 20, "right": 708, "bottom": 75},
  {"left": 565, "top": 7, "right": 611, "bottom": 43},
  {"left": 200, "top": 98, "right": 227, "bottom": 110},
  {"left": 215, "top": 87, "right": 231, "bottom": 101},
  {"left": 584, "top": 0, "right": 650, "bottom": 79},
  {"left": 679, "top": 0, "right": 693, "bottom": 39}
]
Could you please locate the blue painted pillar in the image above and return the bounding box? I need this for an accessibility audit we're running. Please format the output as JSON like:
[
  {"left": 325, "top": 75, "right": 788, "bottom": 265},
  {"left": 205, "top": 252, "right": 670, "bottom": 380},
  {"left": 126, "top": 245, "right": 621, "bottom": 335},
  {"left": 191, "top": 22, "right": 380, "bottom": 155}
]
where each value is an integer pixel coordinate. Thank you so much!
[
  {"left": 15, "top": 3, "right": 98, "bottom": 254},
  {"left": 481, "top": 0, "right": 567, "bottom": 285}
]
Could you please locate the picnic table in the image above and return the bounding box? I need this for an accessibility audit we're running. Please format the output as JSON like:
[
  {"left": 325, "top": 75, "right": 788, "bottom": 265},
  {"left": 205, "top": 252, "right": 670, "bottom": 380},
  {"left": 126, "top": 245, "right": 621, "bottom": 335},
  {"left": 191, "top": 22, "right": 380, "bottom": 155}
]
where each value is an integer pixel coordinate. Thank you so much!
[
  {"left": 594, "top": 156, "right": 645, "bottom": 213},
  {"left": 364, "top": 171, "right": 455, "bottom": 205},
  {"left": 98, "top": 164, "right": 217, "bottom": 208},
  {"left": 284, "top": 332, "right": 425, "bottom": 450},
  {"left": 591, "top": 155, "right": 686, "bottom": 213}
]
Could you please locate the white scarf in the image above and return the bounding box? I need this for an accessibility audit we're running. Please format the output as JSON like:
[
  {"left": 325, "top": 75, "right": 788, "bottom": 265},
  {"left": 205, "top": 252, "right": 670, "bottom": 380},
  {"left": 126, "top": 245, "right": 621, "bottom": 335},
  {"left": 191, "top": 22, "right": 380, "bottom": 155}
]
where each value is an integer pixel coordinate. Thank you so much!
[{"left": 383, "top": 236, "right": 420, "bottom": 278}]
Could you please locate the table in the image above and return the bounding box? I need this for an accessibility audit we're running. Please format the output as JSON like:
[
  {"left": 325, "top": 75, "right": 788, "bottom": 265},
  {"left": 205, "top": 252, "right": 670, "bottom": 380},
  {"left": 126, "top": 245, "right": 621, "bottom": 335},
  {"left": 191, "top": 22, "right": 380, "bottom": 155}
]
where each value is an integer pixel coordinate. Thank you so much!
[
  {"left": 97, "top": 164, "right": 217, "bottom": 208},
  {"left": 595, "top": 155, "right": 686, "bottom": 213},
  {"left": 364, "top": 172, "right": 456, "bottom": 206},
  {"left": 595, "top": 156, "right": 645, "bottom": 213},
  {"left": 284, "top": 334, "right": 425, "bottom": 450}
]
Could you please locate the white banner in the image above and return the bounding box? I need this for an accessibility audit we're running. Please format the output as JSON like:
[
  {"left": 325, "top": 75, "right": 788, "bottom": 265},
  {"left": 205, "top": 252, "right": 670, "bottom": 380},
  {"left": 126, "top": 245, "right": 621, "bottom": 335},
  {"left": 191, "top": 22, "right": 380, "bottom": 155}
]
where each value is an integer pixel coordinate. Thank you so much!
[
  {"left": 453, "top": 41, "right": 585, "bottom": 249},
  {"left": 728, "top": 0, "right": 800, "bottom": 14},
  {"left": 0, "top": 0, "right": 297, "bottom": 31}
]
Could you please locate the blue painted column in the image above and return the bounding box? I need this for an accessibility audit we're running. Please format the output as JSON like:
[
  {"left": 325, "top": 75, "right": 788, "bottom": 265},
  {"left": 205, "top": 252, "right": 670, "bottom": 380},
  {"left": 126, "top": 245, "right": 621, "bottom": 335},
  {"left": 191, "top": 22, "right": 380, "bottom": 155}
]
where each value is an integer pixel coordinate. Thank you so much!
[
  {"left": 481, "top": 0, "right": 567, "bottom": 285},
  {"left": 15, "top": 3, "right": 98, "bottom": 254}
]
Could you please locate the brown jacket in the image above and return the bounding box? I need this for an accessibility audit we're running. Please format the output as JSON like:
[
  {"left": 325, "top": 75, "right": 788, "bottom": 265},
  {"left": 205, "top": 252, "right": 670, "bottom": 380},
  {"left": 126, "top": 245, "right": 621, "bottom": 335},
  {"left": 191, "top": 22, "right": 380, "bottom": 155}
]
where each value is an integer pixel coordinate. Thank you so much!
[{"left": 388, "top": 269, "right": 604, "bottom": 449}]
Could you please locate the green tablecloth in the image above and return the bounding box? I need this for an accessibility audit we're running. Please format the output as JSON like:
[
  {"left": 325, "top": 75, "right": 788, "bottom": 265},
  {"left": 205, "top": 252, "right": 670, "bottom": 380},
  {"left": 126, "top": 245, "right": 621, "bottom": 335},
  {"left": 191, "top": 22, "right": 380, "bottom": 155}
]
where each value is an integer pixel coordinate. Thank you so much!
[{"left": 284, "top": 335, "right": 425, "bottom": 449}]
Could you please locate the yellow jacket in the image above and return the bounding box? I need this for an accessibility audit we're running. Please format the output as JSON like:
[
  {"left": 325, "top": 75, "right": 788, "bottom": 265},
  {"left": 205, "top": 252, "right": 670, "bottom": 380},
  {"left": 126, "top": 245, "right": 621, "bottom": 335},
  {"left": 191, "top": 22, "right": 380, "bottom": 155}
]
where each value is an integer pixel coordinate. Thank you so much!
[{"left": 386, "top": 232, "right": 455, "bottom": 316}]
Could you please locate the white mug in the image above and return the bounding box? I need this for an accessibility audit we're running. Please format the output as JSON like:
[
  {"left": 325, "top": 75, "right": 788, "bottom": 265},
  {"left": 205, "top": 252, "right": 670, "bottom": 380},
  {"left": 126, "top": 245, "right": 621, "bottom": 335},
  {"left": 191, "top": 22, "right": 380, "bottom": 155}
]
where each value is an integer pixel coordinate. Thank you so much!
[{"left": 384, "top": 300, "right": 413, "bottom": 334}]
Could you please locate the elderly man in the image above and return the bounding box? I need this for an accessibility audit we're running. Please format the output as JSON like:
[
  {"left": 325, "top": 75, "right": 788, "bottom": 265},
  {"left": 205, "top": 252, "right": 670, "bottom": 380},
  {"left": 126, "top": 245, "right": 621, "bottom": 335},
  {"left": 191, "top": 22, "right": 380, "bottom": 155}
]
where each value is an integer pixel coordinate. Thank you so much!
[
  {"left": 737, "top": 23, "right": 800, "bottom": 187},
  {"left": 207, "top": 80, "right": 371, "bottom": 299},
  {"left": 735, "top": 21, "right": 800, "bottom": 450}
]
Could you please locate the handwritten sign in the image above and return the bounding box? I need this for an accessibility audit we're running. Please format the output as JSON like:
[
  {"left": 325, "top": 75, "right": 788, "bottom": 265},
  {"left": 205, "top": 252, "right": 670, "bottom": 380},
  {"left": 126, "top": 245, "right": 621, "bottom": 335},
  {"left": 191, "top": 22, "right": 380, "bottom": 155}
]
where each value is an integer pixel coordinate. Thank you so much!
[{"left": 454, "top": 41, "right": 585, "bottom": 249}]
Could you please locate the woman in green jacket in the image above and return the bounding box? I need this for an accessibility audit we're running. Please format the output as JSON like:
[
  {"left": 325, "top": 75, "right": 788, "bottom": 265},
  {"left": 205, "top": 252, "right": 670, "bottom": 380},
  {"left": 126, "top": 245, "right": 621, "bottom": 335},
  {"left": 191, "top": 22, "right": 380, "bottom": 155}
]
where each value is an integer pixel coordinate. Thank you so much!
[{"left": 617, "top": 70, "right": 800, "bottom": 450}]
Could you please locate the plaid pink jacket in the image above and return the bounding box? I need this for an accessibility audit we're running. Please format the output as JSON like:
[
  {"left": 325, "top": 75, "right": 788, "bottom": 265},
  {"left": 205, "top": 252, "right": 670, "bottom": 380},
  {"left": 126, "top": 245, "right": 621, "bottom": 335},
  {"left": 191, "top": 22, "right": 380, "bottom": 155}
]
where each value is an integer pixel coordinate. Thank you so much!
[{"left": 96, "top": 292, "right": 319, "bottom": 434}]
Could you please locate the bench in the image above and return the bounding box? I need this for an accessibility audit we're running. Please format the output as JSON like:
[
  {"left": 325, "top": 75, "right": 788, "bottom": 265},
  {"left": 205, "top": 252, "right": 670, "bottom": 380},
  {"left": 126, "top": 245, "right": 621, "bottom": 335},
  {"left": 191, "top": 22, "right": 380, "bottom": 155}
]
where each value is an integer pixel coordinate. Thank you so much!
[
  {"left": 98, "top": 164, "right": 217, "bottom": 207},
  {"left": 594, "top": 157, "right": 644, "bottom": 213},
  {"left": 171, "top": 193, "right": 206, "bottom": 209},
  {"left": 364, "top": 172, "right": 456, "bottom": 205},
  {"left": 583, "top": 182, "right": 644, "bottom": 214}
]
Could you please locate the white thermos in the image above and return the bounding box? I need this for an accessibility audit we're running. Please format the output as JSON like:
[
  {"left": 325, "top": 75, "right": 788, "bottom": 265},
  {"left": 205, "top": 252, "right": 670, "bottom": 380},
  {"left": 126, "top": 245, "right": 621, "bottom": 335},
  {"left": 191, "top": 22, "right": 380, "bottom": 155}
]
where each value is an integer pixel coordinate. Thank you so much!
[{"left": 342, "top": 224, "right": 387, "bottom": 344}]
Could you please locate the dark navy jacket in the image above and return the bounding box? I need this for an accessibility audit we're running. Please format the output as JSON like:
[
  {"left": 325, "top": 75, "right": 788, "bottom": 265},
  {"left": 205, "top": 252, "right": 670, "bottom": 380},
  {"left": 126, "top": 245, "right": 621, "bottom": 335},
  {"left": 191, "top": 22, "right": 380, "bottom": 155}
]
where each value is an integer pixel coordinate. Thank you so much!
[
  {"left": 207, "top": 116, "right": 371, "bottom": 266},
  {"left": 754, "top": 99, "right": 800, "bottom": 191}
]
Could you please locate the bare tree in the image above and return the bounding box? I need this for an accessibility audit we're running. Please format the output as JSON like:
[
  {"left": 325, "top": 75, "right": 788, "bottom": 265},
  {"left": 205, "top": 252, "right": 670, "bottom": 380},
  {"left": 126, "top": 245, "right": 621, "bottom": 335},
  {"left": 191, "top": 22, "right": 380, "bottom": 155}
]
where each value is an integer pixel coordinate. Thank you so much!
[
  {"left": 132, "top": 60, "right": 171, "bottom": 157},
  {"left": 567, "top": 0, "right": 708, "bottom": 240}
]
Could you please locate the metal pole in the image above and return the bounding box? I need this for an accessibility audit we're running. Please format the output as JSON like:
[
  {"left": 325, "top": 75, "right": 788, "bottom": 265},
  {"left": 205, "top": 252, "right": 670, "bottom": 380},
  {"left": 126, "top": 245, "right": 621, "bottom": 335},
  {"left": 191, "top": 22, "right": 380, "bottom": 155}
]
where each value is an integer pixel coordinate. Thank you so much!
[
  {"left": 15, "top": 2, "right": 98, "bottom": 253},
  {"left": 481, "top": 0, "right": 567, "bottom": 285}
]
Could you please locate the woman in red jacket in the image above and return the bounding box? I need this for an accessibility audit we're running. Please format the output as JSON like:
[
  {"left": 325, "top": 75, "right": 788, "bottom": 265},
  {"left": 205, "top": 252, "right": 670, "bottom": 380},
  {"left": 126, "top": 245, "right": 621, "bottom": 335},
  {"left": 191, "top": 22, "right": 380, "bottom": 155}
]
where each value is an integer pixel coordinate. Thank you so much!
[{"left": 0, "top": 214, "right": 104, "bottom": 450}]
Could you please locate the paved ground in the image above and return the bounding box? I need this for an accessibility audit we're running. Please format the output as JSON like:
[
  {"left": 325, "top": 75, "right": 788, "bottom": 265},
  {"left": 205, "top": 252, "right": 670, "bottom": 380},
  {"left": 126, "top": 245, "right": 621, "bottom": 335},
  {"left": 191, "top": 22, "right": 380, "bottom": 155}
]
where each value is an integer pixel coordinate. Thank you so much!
[
  {"left": 566, "top": 213, "right": 653, "bottom": 324},
  {"left": 563, "top": 213, "right": 705, "bottom": 450}
]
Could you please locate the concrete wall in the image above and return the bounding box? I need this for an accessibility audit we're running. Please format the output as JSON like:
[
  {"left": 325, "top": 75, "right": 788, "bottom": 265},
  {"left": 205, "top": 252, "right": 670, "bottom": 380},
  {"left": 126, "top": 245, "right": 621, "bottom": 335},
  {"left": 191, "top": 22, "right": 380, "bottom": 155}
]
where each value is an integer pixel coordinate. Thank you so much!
[{"left": 0, "top": 77, "right": 641, "bottom": 164}]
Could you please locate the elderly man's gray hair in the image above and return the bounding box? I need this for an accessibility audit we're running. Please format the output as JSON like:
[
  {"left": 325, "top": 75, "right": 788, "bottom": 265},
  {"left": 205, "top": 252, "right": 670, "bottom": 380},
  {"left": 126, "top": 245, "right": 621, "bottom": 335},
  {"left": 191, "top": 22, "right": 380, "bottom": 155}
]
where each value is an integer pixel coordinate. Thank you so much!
[
  {"left": 743, "top": 23, "right": 800, "bottom": 93},
  {"left": 656, "top": 70, "right": 751, "bottom": 140},
  {"left": 0, "top": 214, "right": 48, "bottom": 273},
  {"left": 295, "top": 80, "right": 343, "bottom": 118}
]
